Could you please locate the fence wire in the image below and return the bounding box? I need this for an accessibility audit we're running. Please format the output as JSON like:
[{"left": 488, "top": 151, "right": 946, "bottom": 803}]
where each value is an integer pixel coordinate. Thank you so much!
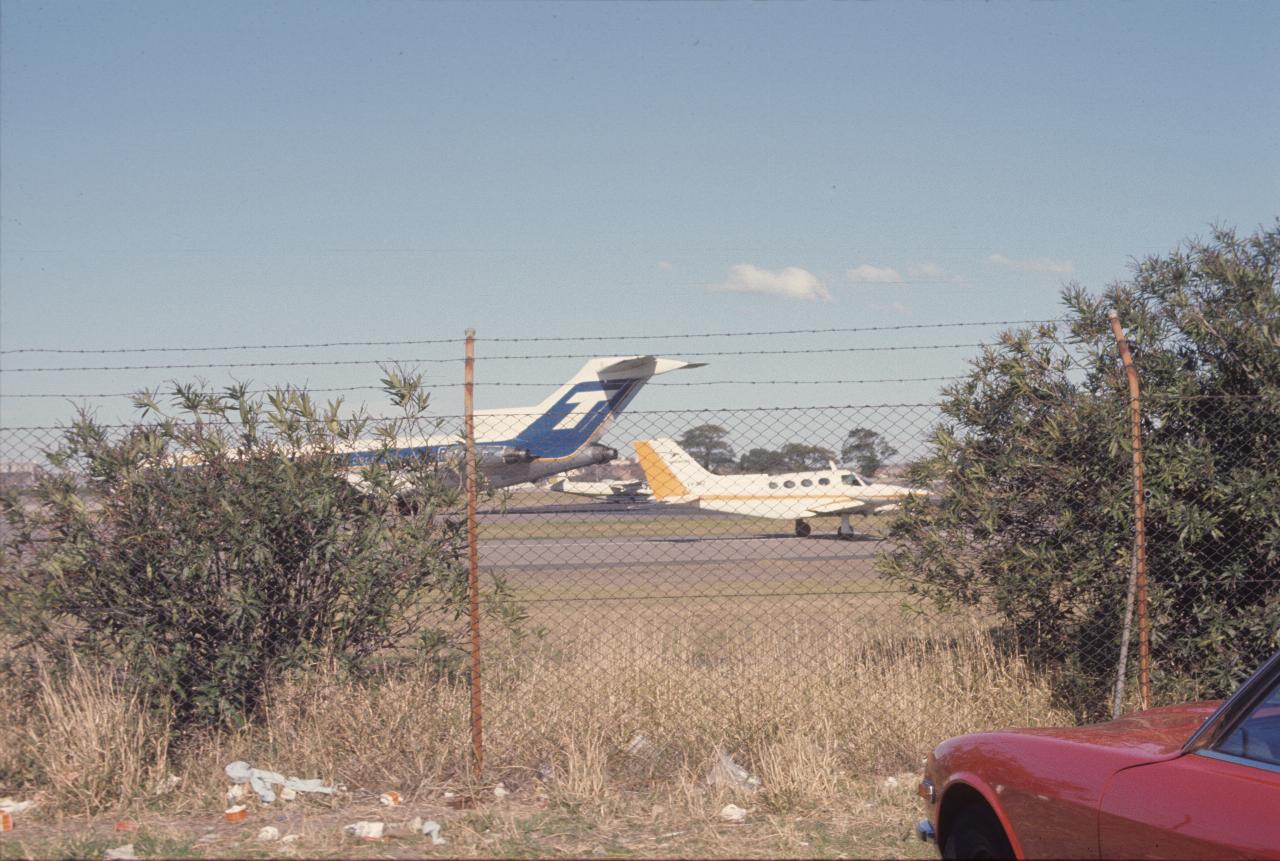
[{"left": 2, "top": 394, "right": 1277, "bottom": 776}]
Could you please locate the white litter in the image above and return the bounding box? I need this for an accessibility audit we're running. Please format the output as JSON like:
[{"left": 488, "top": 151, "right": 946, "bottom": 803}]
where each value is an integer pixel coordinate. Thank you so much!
[
  {"left": 0, "top": 798, "right": 35, "bottom": 815},
  {"left": 343, "top": 821, "right": 385, "bottom": 840},
  {"left": 882, "top": 775, "right": 900, "bottom": 790},
  {"left": 256, "top": 826, "right": 280, "bottom": 842},
  {"left": 421, "top": 819, "right": 447, "bottom": 845},
  {"left": 493, "top": 783, "right": 509, "bottom": 799},
  {"left": 718, "top": 803, "right": 748, "bottom": 823},
  {"left": 103, "top": 844, "right": 137, "bottom": 860},
  {"left": 224, "top": 761, "right": 337, "bottom": 804},
  {"left": 281, "top": 834, "right": 302, "bottom": 844},
  {"left": 705, "top": 750, "right": 761, "bottom": 791},
  {"left": 279, "top": 786, "right": 297, "bottom": 802},
  {"left": 626, "top": 734, "right": 656, "bottom": 758},
  {"left": 152, "top": 774, "right": 182, "bottom": 796}
]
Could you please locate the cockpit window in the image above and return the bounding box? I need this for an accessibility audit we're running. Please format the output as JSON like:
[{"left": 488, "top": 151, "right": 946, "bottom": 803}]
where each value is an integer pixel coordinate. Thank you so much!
[{"left": 841, "top": 473, "right": 866, "bottom": 487}]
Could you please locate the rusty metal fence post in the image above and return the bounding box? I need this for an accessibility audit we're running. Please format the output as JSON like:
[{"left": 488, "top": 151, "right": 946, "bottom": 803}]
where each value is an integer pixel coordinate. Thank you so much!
[
  {"left": 1108, "top": 310, "right": 1150, "bottom": 713},
  {"left": 464, "top": 328, "right": 484, "bottom": 772}
]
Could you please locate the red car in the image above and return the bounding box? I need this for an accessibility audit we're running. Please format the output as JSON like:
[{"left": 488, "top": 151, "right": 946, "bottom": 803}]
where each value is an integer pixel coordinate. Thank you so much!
[{"left": 917, "top": 648, "right": 1280, "bottom": 859}]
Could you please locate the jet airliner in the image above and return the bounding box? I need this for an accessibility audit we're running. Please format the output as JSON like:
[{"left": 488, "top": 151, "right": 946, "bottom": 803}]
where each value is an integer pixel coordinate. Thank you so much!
[{"left": 343, "top": 357, "right": 702, "bottom": 489}]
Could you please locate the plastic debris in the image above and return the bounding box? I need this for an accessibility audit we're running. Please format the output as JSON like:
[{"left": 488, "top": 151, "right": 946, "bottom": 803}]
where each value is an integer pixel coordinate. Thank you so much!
[
  {"left": 0, "top": 812, "right": 11, "bottom": 833},
  {"left": 493, "top": 783, "right": 509, "bottom": 800},
  {"left": 152, "top": 773, "right": 182, "bottom": 796},
  {"left": 281, "top": 834, "right": 301, "bottom": 844},
  {"left": 256, "top": 826, "right": 280, "bottom": 842},
  {"left": 113, "top": 820, "right": 138, "bottom": 833},
  {"left": 223, "top": 804, "right": 248, "bottom": 823},
  {"left": 882, "top": 775, "right": 900, "bottom": 790},
  {"left": 719, "top": 803, "right": 748, "bottom": 823},
  {"left": 343, "top": 821, "right": 385, "bottom": 840},
  {"left": 103, "top": 845, "right": 138, "bottom": 860},
  {"left": 379, "top": 790, "right": 402, "bottom": 806},
  {"left": 421, "top": 820, "right": 446, "bottom": 845},
  {"left": 279, "top": 787, "right": 298, "bottom": 802},
  {"left": 705, "top": 750, "right": 761, "bottom": 791},
  {"left": 0, "top": 798, "right": 35, "bottom": 815},
  {"left": 224, "top": 761, "right": 336, "bottom": 804},
  {"left": 226, "top": 784, "right": 247, "bottom": 803},
  {"left": 626, "top": 733, "right": 656, "bottom": 758}
]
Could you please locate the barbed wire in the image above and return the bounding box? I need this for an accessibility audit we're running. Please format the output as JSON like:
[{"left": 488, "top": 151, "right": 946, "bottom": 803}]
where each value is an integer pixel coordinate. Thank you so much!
[
  {"left": 0, "top": 319, "right": 1064, "bottom": 356},
  {"left": 0, "top": 403, "right": 944, "bottom": 431},
  {"left": 0, "top": 343, "right": 988, "bottom": 374},
  {"left": 0, "top": 376, "right": 968, "bottom": 400}
]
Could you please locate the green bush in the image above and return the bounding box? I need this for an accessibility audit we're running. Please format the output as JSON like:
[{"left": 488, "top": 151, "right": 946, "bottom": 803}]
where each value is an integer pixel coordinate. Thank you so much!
[
  {"left": 1, "top": 374, "right": 472, "bottom": 728},
  {"left": 878, "top": 225, "right": 1280, "bottom": 715}
]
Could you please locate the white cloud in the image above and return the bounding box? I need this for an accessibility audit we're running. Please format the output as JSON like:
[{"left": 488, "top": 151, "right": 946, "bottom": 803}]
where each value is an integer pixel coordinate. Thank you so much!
[
  {"left": 907, "top": 262, "right": 945, "bottom": 279},
  {"left": 988, "top": 253, "right": 1074, "bottom": 274},
  {"left": 710, "top": 264, "right": 831, "bottom": 302},
  {"left": 846, "top": 264, "right": 903, "bottom": 284}
]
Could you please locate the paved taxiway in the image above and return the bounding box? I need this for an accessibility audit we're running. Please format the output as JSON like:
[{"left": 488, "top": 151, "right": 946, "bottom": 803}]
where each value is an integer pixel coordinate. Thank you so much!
[{"left": 477, "top": 500, "right": 882, "bottom": 572}]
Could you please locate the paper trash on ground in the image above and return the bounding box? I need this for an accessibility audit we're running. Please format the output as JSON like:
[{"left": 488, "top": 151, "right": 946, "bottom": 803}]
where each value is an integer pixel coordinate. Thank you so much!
[{"left": 224, "top": 761, "right": 336, "bottom": 803}]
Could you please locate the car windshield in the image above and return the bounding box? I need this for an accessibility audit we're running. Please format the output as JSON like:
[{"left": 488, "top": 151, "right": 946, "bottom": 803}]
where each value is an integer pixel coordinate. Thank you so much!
[{"left": 1215, "top": 677, "right": 1280, "bottom": 766}]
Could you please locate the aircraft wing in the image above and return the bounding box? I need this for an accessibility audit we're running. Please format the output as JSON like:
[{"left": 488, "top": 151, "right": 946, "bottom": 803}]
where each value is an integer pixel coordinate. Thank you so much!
[{"left": 802, "top": 498, "right": 880, "bottom": 517}]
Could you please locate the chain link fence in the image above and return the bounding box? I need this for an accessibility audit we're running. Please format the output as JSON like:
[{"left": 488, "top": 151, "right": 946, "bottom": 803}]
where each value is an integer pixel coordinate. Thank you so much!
[{"left": 5, "top": 388, "right": 1275, "bottom": 785}]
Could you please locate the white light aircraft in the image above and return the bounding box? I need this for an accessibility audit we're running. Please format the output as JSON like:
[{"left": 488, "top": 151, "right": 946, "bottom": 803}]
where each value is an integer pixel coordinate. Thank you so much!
[
  {"left": 342, "top": 357, "right": 702, "bottom": 489},
  {"left": 633, "top": 437, "right": 924, "bottom": 538},
  {"left": 548, "top": 476, "right": 652, "bottom": 502}
]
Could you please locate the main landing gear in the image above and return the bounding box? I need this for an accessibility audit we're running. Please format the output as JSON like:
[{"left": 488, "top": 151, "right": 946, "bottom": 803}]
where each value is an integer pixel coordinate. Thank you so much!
[{"left": 794, "top": 519, "right": 812, "bottom": 537}]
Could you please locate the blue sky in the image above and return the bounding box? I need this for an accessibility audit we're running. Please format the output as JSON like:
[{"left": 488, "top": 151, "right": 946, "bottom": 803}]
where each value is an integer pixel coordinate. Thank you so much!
[{"left": 2, "top": 1, "right": 1277, "bottom": 433}]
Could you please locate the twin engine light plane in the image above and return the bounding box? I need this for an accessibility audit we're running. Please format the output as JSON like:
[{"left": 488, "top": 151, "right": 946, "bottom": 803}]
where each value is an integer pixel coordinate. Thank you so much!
[
  {"left": 633, "top": 437, "right": 924, "bottom": 538},
  {"left": 343, "top": 357, "right": 702, "bottom": 490}
]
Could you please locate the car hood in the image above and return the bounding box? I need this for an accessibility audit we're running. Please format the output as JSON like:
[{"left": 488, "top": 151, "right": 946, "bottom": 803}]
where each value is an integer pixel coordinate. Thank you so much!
[{"left": 998, "top": 701, "right": 1221, "bottom": 757}]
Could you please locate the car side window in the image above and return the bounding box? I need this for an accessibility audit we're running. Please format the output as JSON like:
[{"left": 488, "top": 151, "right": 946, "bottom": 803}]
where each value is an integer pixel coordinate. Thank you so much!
[{"left": 1215, "top": 677, "right": 1280, "bottom": 767}]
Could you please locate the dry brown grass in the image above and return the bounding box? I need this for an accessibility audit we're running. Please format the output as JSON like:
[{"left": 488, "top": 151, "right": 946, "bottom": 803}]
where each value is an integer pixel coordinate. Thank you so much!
[
  {"left": 1, "top": 614, "right": 1067, "bottom": 856},
  {"left": 24, "top": 656, "right": 171, "bottom": 815}
]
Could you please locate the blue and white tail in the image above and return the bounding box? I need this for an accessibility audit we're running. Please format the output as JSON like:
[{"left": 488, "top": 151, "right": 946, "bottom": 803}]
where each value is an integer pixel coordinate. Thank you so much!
[{"left": 476, "top": 357, "right": 704, "bottom": 458}]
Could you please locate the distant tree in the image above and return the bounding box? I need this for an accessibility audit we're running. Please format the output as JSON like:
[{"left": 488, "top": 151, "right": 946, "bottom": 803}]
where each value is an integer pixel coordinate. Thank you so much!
[
  {"left": 841, "top": 428, "right": 898, "bottom": 476},
  {"left": 678, "top": 424, "right": 736, "bottom": 471},
  {"left": 779, "top": 443, "right": 837, "bottom": 471},
  {"left": 739, "top": 447, "right": 790, "bottom": 474}
]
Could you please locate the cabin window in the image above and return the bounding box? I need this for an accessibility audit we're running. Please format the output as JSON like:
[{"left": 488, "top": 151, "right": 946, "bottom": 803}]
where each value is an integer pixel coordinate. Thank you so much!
[
  {"left": 818, "top": 478, "right": 830, "bottom": 486},
  {"left": 801, "top": 479, "right": 813, "bottom": 487},
  {"left": 783, "top": 480, "right": 795, "bottom": 488},
  {"left": 768, "top": 482, "right": 778, "bottom": 489}
]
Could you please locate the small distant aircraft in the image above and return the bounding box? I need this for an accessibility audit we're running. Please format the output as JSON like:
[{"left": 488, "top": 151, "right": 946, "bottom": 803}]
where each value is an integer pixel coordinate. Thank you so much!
[
  {"left": 633, "top": 437, "right": 924, "bottom": 538},
  {"left": 548, "top": 476, "right": 652, "bottom": 503},
  {"left": 342, "top": 357, "right": 703, "bottom": 489}
]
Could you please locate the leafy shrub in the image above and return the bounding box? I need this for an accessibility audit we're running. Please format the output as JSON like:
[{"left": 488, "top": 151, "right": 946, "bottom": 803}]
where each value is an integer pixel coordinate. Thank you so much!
[
  {"left": 1, "top": 373, "right": 471, "bottom": 728},
  {"left": 878, "top": 225, "right": 1280, "bottom": 714}
]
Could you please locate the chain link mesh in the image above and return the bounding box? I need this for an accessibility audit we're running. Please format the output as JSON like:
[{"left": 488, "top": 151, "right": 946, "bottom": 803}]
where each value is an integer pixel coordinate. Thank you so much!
[{"left": 2, "top": 396, "right": 1276, "bottom": 775}]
